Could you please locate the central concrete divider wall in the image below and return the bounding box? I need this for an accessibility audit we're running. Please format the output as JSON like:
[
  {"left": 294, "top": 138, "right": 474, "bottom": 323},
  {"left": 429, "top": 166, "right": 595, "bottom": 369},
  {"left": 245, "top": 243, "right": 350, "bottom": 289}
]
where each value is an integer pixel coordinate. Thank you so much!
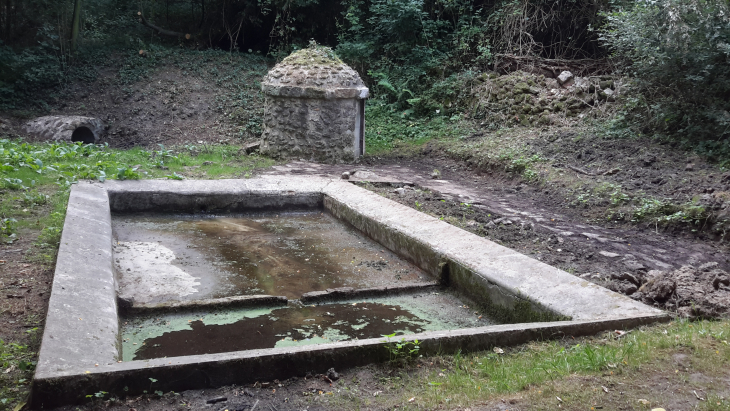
[
  {"left": 105, "top": 178, "right": 326, "bottom": 212},
  {"left": 31, "top": 177, "right": 668, "bottom": 408},
  {"left": 323, "top": 192, "right": 557, "bottom": 323},
  {"left": 321, "top": 181, "right": 664, "bottom": 323}
]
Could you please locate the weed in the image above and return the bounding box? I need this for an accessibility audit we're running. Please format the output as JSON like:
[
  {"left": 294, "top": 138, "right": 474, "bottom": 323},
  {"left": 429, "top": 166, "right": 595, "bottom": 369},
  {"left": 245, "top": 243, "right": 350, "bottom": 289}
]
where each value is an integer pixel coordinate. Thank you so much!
[
  {"left": 85, "top": 391, "right": 108, "bottom": 400},
  {"left": 115, "top": 166, "right": 140, "bottom": 181},
  {"left": 630, "top": 197, "right": 710, "bottom": 226},
  {"left": 383, "top": 333, "right": 421, "bottom": 365},
  {"left": 165, "top": 172, "right": 185, "bottom": 180},
  {"left": 0, "top": 218, "right": 17, "bottom": 243},
  {"left": 150, "top": 144, "right": 178, "bottom": 168},
  {"left": 2, "top": 178, "right": 26, "bottom": 190},
  {"left": 498, "top": 152, "right": 543, "bottom": 179},
  {"left": 0, "top": 339, "right": 35, "bottom": 409},
  {"left": 22, "top": 191, "right": 49, "bottom": 207}
]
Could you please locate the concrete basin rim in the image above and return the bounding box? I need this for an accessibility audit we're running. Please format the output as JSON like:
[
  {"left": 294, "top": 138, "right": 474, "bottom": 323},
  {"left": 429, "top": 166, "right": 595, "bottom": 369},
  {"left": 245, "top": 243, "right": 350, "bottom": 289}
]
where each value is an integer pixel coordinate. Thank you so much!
[{"left": 31, "top": 176, "right": 668, "bottom": 407}]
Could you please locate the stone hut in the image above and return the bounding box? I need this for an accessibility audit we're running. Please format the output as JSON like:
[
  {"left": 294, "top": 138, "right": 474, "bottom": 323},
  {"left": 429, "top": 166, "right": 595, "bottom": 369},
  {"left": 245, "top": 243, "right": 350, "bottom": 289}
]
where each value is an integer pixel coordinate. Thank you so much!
[{"left": 261, "top": 46, "right": 369, "bottom": 163}]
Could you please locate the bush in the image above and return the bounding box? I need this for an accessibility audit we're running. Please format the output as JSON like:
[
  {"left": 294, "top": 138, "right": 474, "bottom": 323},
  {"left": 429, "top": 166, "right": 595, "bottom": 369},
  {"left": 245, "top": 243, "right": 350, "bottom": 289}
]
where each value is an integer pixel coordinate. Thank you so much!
[
  {"left": 0, "top": 40, "right": 67, "bottom": 110},
  {"left": 600, "top": 0, "right": 730, "bottom": 163}
]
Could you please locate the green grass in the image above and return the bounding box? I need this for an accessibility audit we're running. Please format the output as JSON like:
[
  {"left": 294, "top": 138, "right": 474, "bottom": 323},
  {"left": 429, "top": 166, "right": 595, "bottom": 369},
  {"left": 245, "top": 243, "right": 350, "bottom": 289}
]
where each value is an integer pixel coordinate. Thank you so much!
[
  {"left": 326, "top": 319, "right": 730, "bottom": 410},
  {"left": 0, "top": 330, "right": 39, "bottom": 410},
  {"left": 0, "top": 138, "right": 276, "bottom": 256},
  {"left": 364, "top": 103, "right": 473, "bottom": 153}
]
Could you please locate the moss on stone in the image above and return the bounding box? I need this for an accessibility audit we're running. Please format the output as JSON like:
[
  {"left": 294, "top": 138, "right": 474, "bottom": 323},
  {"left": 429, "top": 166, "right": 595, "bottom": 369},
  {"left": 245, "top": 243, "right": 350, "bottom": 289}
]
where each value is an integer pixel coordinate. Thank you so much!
[{"left": 281, "top": 44, "right": 343, "bottom": 67}]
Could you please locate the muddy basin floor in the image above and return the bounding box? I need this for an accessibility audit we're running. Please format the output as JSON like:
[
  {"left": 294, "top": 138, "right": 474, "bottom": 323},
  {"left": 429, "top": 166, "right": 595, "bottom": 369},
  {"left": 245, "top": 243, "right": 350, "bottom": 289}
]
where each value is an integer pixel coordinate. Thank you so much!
[
  {"left": 121, "top": 291, "right": 492, "bottom": 361},
  {"left": 113, "top": 210, "right": 433, "bottom": 303}
]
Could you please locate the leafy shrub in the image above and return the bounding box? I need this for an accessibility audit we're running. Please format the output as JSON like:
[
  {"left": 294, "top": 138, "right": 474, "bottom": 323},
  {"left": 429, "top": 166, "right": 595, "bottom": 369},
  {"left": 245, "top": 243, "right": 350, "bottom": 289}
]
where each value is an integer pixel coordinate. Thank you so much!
[
  {"left": 0, "top": 40, "right": 67, "bottom": 110},
  {"left": 600, "top": 0, "right": 730, "bottom": 164}
]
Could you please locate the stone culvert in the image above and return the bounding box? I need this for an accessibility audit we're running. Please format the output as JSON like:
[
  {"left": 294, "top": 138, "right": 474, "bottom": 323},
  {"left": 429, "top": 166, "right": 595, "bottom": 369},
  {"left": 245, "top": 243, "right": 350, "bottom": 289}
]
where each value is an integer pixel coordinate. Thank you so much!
[
  {"left": 261, "top": 44, "right": 369, "bottom": 163},
  {"left": 24, "top": 116, "right": 105, "bottom": 144}
]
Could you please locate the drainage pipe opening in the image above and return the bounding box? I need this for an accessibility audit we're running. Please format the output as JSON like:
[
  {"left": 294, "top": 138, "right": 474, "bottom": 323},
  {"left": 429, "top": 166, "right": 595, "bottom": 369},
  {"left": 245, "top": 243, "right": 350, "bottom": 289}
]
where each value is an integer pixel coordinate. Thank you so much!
[{"left": 71, "top": 126, "right": 95, "bottom": 144}]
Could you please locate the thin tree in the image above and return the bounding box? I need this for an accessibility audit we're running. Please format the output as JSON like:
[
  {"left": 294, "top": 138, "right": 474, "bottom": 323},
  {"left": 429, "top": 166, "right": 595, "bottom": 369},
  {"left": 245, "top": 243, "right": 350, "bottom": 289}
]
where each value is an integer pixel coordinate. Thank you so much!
[{"left": 70, "top": 0, "right": 82, "bottom": 51}]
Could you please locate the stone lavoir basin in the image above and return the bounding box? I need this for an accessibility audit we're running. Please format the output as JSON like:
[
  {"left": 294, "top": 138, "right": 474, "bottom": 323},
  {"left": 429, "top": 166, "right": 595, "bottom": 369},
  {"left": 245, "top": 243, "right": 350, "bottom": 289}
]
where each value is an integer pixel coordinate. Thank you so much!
[
  {"left": 115, "top": 210, "right": 488, "bottom": 361},
  {"left": 30, "top": 176, "right": 667, "bottom": 407}
]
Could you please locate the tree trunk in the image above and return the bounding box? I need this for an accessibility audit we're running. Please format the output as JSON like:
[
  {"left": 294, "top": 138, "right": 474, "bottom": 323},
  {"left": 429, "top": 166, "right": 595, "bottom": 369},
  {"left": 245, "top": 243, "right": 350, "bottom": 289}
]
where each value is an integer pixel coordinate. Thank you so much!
[
  {"left": 3, "top": 0, "right": 11, "bottom": 43},
  {"left": 71, "top": 0, "right": 82, "bottom": 51}
]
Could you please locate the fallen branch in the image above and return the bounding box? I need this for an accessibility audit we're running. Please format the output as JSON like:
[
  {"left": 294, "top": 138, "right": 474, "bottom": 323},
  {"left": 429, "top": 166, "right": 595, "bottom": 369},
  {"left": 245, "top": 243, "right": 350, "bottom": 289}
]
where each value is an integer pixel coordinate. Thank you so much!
[
  {"left": 138, "top": 12, "right": 190, "bottom": 39},
  {"left": 494, "top": 54, "right": 615, "bottom": 77},
  {"left": 567, "top": 165, "right": 596, "bottom": 176}
]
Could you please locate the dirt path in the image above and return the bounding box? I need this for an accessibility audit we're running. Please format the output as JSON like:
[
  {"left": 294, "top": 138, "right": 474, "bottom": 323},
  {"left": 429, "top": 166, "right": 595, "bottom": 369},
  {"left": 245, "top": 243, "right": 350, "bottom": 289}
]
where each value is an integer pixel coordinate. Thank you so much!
[{"left": 261, "top": 158, "right": 730, "bottom": 318}]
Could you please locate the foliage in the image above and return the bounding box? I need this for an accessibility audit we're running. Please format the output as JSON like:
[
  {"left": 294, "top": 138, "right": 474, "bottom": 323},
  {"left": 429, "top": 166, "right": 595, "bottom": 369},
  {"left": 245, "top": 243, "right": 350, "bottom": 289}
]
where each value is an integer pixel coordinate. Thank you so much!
[
  {"left": 336, "top": 0, "right": 615, "bottom": 115},
  {"left": 364, "top": 103, "right": 471, "bottom": 152},
  {"left": 0, "top": 40, "right": 67, "bottom": 110},
  {"left": 383, "top": 333, "right": 421, "bottom": 364},
  {"left": 0, "top": 337, "right": 36, "bottom": 410},
  {"left": 382, "top": 320, "right": 730, "bottom": 409},
  {"left": 0, "top": 137, "right": 275, "bottom": 256},
  {"left": 599, "top": 0, "right": 730, "bottom": 165},
  {"left": 630, "top": 197, "right": 710, "bottom": 226},
  {"left": 0, "top": 217, "right": 17, "bottom": 244},
  {"left": 336, "top": 0, "right": 477, "bottom": 114},
  {"left": 497, "top": 151, "right": 543, "bottom": 181}
]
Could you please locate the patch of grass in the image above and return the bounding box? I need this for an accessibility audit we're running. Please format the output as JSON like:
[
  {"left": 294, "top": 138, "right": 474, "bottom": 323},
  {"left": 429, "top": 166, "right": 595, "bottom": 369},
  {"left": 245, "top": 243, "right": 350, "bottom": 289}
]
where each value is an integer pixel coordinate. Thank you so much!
[
  {"left": 0, "top": 137, "right": 276, "bottom": 263},
  {"left": 496, "top": 151, "right": 544, "bottom": 182},
  {"left": 342, "top": 319, "right": 730, "bottom": 410},
  {"left": 0, "top": 331, "right": 39, "bottom": 410},
  {"left": 364, "top": 104, "right": 472, "bottom": 154},
  {"left": 630, "top": 197, "right": 710, "bottom": 226}
]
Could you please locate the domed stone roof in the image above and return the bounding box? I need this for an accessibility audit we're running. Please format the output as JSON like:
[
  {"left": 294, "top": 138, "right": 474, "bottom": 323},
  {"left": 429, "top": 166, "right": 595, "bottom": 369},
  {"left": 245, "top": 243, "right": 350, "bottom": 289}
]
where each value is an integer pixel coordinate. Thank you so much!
[{"left": 262, "top": 45, "right": 369, "bottom": 99}]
